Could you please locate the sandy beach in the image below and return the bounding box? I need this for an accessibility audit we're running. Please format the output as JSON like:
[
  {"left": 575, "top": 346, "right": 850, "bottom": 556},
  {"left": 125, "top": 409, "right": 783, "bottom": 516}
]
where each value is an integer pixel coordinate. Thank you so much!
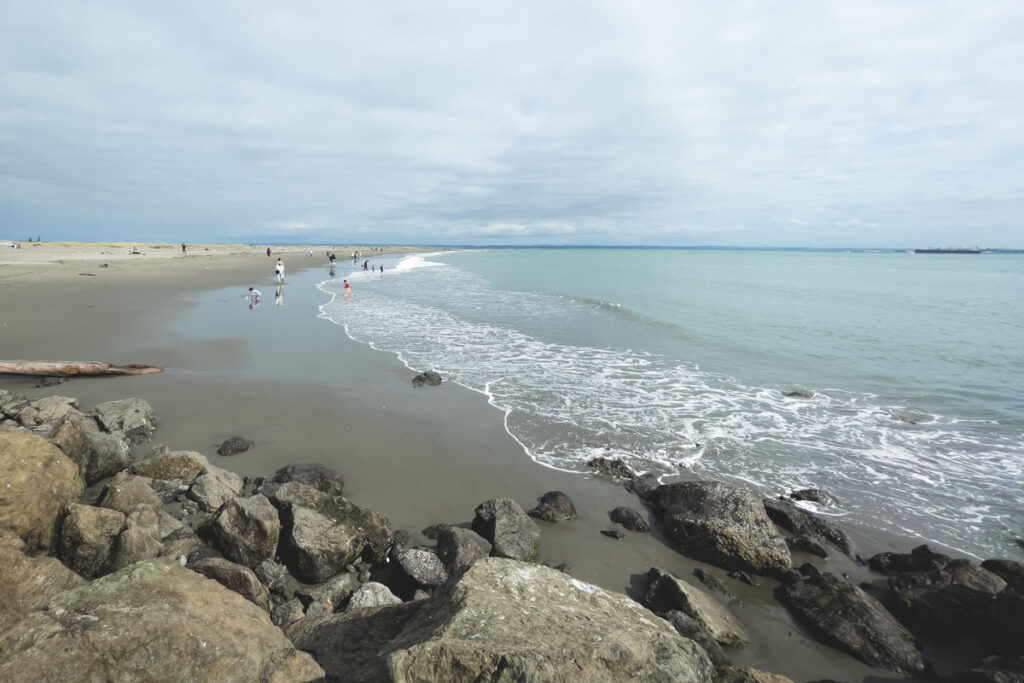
[{"left": 0, "top": 241, "right": 980, "bottom": 681}]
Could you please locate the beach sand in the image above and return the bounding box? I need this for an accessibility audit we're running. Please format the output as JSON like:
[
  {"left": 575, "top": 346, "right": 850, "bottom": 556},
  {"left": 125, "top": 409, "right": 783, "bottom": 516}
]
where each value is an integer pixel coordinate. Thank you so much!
[{"left": 0, "top": 242, "right": 958, "bottom": 681}]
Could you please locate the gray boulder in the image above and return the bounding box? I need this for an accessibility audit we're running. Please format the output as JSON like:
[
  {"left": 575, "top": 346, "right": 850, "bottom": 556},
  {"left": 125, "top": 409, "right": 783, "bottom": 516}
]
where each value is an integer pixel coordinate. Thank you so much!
[
  {"left": 471, "top": 497, "right": 541, "bottom": 561},
  {"left": 869, "top": 544, "right": 951, "bottom": 575},
  {"left": 91, "top": 398, "right": 157, "bottom": 445},
  {"left": 254, "top": 558, "right": 292, "bottom": 597},
  {"left": 131, "top": 450, "right": 209, "bottom": 484},
  {"left": 652, "top": 481, "right": 791, "bottom": 575},
  {"left": 13, "top": 395, "right": 81, "bottom": 427},
  {"left": 775, "top": 564, "right": 926, "bottom": 677},
  {"left": 347, "top": 581, "right": 403, "bottom": 611},
  {"left": 887, "top": 558, "right": 1008, "bottom": 637},
  {"left": 659, "top": 610, "right": 730, "bottom": 667},
  {"left": 200, "top": 494, "right": 281, "bottom": 567},
  {"left": 272, "top": 463, "right": 345, "bottom": 497},
  {"left": 97, "top": 472, "right": 162, "bottom": 514},
  {"left": 0, "top": 430, "right": 84, "bottom": 553},
  {"left": 610, "top": 505, "right": 650, "bottom": 532},
  {"left": 390, "top": 548, "right": 448, "bottom": 598},
  {"left": 83, "top": 431, "right": 131, "bottom": 484},
  {"left": 435, "top": 525, "right": 492, "bottom": 575},
  {"left": 104, "top": 506, "right": 164, "bottom": 572},
  {"left": 217, "top": 436, "right": 254, "bottom": 456},
  {"left": 644, "top": 567, "right": 749, "bottom": 646},
  {"left": 527, "top": 490, "right": 578, "bottom": 522},
  {"left": 190, "top": 557, "right": 272, "bottom": 611},
  {"left": 289, "top": 557, "right": 716, "bottom": 682},
  {"left": 763, "top": 497, "right": 853, "bottom": 556},
  {"left": 0, "top": 530, "right": 87, "bottom": 633},
  {"left": 271, "top": 598, "right": 306, "bottom": 630},
  {"left": 57, "top": 503, "right": 125, "bottom": 579},
  {"left": 411, "top": 370, "right": 442, "bottom": 387},
  {"left": 188, "top": 465, "right": 245, "bottom": 512},
  {"left": 297, "top": 572, "right": 361, "bottom": 612},
  {"left": 47, "top": 413, "right": 96, "bottom": 475},
  {"left": 0, "top": 557, "right": 323, "bottom": 682}
]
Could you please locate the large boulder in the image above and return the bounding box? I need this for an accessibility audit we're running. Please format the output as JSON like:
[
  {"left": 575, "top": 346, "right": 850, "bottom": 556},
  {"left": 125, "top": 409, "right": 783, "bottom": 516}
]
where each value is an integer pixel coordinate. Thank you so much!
[
  {"left": 13, "top": 396, "right": 81, "bottom": 427},
  {"left": 527, "top": 490, "right": 578, "bottom": 522},
  {"left": 0, "top": 558, "right": 323, "bottom": 682},
  {"left": 0, "top": 430, "right": 84, "bottom": 553},
  {"left": 435, "top": 525, "right": 491, "bottom": 576},
  {"left": 775, "top": 564, "right": 927, "bottom": 677},
  {"left": 0, "top": 530, "right": 86, "bottom": 632},
  {"left": 347, "top": 581, "right": 402, "bottom": 611},
  {"left": 91, "top": 398, "right": 157, "bottom": 445},
  {"left": 762, "top": 497, "right": 853, "bottom": 556},
  {"left": 659, "top": 610, "right": 730, "bottom": 667},
  {"left": 271, "top": 463, "right": 345, "bottom": 498},
  {"left": 651, "top": 481, "right": 791, "bottom": 576},
  {"left": 97, "top": 471, "right": 162, "bottom": 514},
  {"left": 610, "top": 505, "right": 651, "bottom": 532},
  {"left": 290, "top": 557, "right": 716, "bottom": 682},
  {"left": 131, "top": 450, "right": 209, "bottom": 484},
  {"left": 869, "top": 544, "right": 951, "bottom": 575},
  {"left": 189, "top": 557, "right": 272, "bottom": 611},
  {"left": 200, "top": 494, "right": 281, "bottom": 568},
  {"left": 188, "top": 465, "right": 245, "bottom": 512},
  {"left": 104, "top": 506, "right": 164, "bottom": 572},
  {"left": 275, "top": 483, "right": 392, "bottom": 583},
  {"left": 390, "top": 548, "right": 448, "bottom": 599},
  {"left": 57, "top": 503, "right": 125, "bottom": 579},
  {"left": 82, "top": 431, "right": 131, "bottom": 484},
  {"left": 471, "top": 498, "right": 541, "bottom": 561},
  {"left": 47, "top": 413, "right": 96, "bottom": 475},
  {"left": 644, "top": 567, "right": 749, "bottom": 646}
]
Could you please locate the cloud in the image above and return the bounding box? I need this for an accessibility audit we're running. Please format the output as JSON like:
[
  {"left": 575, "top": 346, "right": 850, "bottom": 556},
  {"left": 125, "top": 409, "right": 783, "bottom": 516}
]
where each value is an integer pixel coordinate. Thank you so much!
[{"left": 1, "top": 1, "right": 1022, "bottom": 246}]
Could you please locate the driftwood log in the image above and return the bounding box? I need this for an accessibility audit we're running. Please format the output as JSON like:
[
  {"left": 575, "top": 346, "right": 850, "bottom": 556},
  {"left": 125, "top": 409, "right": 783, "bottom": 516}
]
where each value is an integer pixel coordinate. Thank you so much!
[{"left": 0, "top": 361, "right": 163, "bottom": 377}]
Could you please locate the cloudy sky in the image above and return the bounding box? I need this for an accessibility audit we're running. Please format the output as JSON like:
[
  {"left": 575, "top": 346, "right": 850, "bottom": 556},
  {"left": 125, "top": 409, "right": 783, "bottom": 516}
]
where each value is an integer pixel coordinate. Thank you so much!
[{"left": 1, "top": 1, "right": 1021, "bottom": 247}]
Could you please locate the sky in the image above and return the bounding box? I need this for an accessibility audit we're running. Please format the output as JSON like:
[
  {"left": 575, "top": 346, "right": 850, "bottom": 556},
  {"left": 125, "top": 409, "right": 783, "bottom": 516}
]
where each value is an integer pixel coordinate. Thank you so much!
[{"left": 1, "top": 1, "right": 1022, "bottom": 247}]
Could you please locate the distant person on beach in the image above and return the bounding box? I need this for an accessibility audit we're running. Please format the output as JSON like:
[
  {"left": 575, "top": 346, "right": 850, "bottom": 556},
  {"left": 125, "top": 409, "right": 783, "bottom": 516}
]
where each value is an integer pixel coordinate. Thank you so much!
[
  {"left": 343, "top": 279, "right": 351, "bottom": 293},
  {"left": 363, "top": 260, "right": 368, "bottom": 271},
  {"left": 181, "top": 242, "right": 186, "bottom": 253},
  {"left": 266, "top": 247, "right": 272, "bottom": 258},
  {"left": 275, "top": 258, "right": 285, "bottom": 283}
]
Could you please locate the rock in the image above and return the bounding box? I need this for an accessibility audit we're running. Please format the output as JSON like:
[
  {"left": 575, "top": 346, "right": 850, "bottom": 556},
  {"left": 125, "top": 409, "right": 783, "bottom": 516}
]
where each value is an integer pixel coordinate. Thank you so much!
[
  {"left": 297, "top": 572, "right": 361, "bottom": 610},
  {"left": 601, "top": 528, "right": 625, "bottom": 539},
  {"left": 887, "top": 558, "right": 1008, "bottom": 637},
  {"left": 0, "top": 530, "right": 87, "bottom": 632},
  {"left": 587, "top": 456, "right": 634, "bottom": 479},
  {"left": 786, "top": 488, "right": 832, "bottom": 505},
  {"left": 390, "top": 548, "right": 448, "bottom": 598},
  {"left": 0, "top": 430, "right": 84, "bottom": 553},
  {"left": 289, "top": 557, "right": 716, "bottom": 682},
  {"left": 57, "top": 503, "right": 125, "bottom": 579},
  {"left": 869, "top": 544, "right": 951, "bottom": 574},
  {"left": 610, "top": 505, "right": 650, "bottom": 532},
  {"left": 91, "top": 398, "right": 157, "bottom": 445},
  {"left": 279, "top": 493, "right": 392, "bottom": 583},
  {"left": 692, "top": 568, "right": 732, "bottom": 597},
  {"left": 271, "top": 598, "right": 306, "bottom": 629},
  {"left": 644, "top": 567, "right": 749, "bottom": 646},
  {"left": 763, "top": 498, "right": 853, "bottom": 556},
  {"left": 411, "top": 370, "right": 442, "bottom": 387},
  {"left": 728, "top": 570, "right": 755, "bottom": 585},
  {"left": 47, "top": 414, "right": 95, "bottom": 475},
  {"left": 254, "top": 558, "right": 292, "bottom": 597},
  {"left": 0, "top": 558, "right": 323, "bottom": 682},
  {"left": 786, "top": 534, "right": 829, "bottom": 558},
  {"left": 200, "top": 494, "right": 281, "bottom": 568},
  {"left": 97, "top": 471, "right": 162, "bottom": 514},
  {"left": 216, "top": 436, "right": 254, "bottom": 456},
  {"left": 188, "top": 465, "right": 245, "bottom": 512},
  {"left": 652, "top": 481, "right": 791, "bottom": 576},
  {"left": 131, "top": 450, "right": 209, "bottom": 483},
  {"left": 990, "top": 588, "right": 1024, "bottom": 656},
  {"left": 625, "top": 472, "right": 662, "bottom": 499},
  {"left": 659, "top": 610, "right": 730, "bottom": 667},
  {"left": 720, "top": 667, "right": 798, "bottom": 683},
  {"left": 347, "top": 581, "right": 403, "bottom": 611},
  {"left": 271, "top": 463, "right": 345, "bottom": 497},
  {"left": 15, "top": 395, "right": 80, "bottom": 427},
  {"left": 421, "top": 523, "right": 451, "bottom": 539},
  {"left": 34, "top": 377, "right": 67, "bottom": 388},
  {"left": 980, "top": 559, "right": 1024, "bottom": 592},
  {"left": 435, "top": 525, "right": 491, "bottom": 575},
  {"left": 83, "top": 431, "right": 131, "bottom": 484},
  {"left": 527, "top": 490, "right": 578, "bottom": 522},
  {"left": 471, "top": 498, "right": 541, "bottom": 562},
  {"left": 105, "top": 506, "right": 163, "bottom": 571},
  {"left": 775, "top": 564, "right": 926, "bottom": 677},
  {"left": 783, "top": 390, "right": 813, "bottom": 398},
  {"left": 190, "top": 557, "right": 272, "bottom": 611}
]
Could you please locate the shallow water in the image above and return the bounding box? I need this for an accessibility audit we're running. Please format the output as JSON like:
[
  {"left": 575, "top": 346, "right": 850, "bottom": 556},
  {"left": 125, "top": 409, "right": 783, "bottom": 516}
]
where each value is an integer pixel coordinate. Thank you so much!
[{"left": 318, "top": 248, "right": 1024, "bottom": 560}]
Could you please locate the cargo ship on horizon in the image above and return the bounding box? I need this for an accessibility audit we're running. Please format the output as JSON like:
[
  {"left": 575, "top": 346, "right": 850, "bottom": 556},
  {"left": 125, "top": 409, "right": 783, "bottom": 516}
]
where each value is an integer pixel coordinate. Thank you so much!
[{"left": 914, "top": 247, "right": 982, "bottom": 254}]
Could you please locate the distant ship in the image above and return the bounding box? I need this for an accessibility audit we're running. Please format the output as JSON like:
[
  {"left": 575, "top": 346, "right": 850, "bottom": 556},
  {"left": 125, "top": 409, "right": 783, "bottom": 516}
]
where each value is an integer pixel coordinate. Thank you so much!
[{"left": 914, "top": 247, "right": 982, "bottom": 254}]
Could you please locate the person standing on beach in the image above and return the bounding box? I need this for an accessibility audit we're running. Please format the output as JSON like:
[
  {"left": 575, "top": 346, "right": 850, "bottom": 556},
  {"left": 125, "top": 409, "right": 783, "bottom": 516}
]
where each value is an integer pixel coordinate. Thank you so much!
[
  {"left": 266, "top": 247, "right": 272, "bottom": 258},
  {"left": 275, "top": 258, "right": 285, "bottom": 283},
  {"left": 181, "top": 242, "right": 186, "bottom": 253}
]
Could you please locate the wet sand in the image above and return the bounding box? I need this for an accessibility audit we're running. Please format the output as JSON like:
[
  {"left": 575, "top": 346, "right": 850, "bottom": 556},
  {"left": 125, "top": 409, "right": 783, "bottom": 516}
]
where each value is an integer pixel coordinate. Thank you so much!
[{"left": 0, "top": 242, "right": 959, "bottom": 681}]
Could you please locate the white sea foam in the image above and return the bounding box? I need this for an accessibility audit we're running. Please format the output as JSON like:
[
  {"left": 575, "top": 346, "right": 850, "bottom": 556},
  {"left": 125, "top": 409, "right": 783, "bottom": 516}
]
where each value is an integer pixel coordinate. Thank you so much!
[{"left": 315, "top": 254, "right": 1024, "bottom": 560}]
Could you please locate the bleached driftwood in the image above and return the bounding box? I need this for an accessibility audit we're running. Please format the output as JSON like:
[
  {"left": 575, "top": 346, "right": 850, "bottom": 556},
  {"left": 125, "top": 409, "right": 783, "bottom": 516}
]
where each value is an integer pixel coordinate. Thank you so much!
[{"left": 0, "top": 361, "right": 163, "bottom": 377}]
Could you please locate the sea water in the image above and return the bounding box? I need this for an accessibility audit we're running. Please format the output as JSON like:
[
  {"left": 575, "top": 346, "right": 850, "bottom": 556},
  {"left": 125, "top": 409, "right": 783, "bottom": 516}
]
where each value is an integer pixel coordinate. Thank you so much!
[{"left": 318, "top": 249, "right": 1024, "bottom": 559}]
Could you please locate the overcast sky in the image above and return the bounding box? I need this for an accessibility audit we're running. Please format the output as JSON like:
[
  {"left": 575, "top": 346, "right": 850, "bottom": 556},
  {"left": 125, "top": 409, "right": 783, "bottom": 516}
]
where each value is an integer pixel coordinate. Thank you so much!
[{"left": 1, "top": 1, "right": 1022, "bottom": 247}]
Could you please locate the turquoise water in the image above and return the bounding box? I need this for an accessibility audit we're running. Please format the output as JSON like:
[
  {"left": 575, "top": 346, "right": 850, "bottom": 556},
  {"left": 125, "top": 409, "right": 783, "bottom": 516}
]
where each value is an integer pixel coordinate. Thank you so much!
[{"left": 318, "top": 249, "right": 1024, "bottom": 559}]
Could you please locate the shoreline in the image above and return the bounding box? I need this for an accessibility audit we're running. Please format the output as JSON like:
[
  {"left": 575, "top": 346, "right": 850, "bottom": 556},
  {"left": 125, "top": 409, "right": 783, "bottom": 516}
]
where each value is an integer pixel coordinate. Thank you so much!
[{"left": 1, "top": 241, "right": 1015, "bottom": 681}]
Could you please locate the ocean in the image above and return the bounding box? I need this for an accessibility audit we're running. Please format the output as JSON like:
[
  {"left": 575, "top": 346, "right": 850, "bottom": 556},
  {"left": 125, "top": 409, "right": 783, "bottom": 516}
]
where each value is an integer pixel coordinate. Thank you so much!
[{"left": 318, "top": 248, "right": 1024, "bottom": 560}]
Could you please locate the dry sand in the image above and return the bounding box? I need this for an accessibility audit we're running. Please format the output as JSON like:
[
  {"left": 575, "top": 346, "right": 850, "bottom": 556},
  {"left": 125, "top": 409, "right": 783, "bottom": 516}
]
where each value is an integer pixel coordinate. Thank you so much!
[{"left": 0, "top": 241, "right": 953, "bottom": 681}]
